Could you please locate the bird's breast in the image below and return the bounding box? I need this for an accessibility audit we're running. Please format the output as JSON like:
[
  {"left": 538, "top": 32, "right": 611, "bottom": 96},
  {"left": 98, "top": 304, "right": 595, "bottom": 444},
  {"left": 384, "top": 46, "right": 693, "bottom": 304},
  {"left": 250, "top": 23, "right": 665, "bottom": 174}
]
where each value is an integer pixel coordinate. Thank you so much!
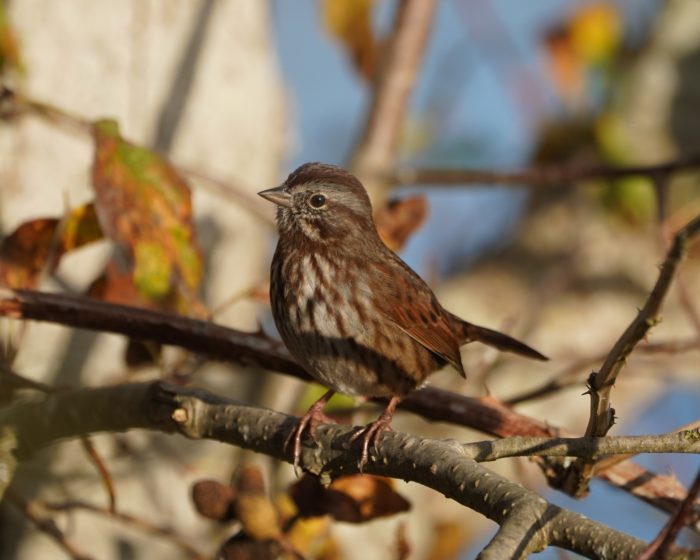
[{"left": 270, "top": 247, "right": 441, "bottom": 397}]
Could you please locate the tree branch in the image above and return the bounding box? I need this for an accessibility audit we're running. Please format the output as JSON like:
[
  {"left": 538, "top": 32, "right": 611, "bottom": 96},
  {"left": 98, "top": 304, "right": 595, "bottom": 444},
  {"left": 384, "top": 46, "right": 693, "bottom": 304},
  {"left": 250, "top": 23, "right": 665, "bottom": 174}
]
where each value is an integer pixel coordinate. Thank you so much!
[
  {"left": 0, "top": 381, "right": 649, "bottom": 559},
  {"left": 561, "top": 214, "right": 700, "bottom": 497},
  {"left": 637, "top": 466, "right": 700, "bottom": 560},
  {"left": 351, "top": 0, "right": 437, "bottom": 193},
  {"left": 42, "top": 499, "right": 208, "bottom": 559},
  {"left": 388, "top": 154, "right": 700, "bottom": 188},
  {"left": 504, "top": 338, "right": 700, "bottom": 406},
  {"left": 464, "top": 431, "right": 700, "bottom": 462},
  {"left": 0, "top": 288, "right": 697, "bottom": 528},
  {"left": 6, "top": 489, "right": 93, "bottom": 560}
]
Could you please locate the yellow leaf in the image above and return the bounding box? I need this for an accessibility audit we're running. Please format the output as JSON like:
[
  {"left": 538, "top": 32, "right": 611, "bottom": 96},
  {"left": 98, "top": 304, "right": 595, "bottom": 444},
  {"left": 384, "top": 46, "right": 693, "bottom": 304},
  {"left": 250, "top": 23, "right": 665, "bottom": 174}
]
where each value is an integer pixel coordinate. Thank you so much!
[
  {"left": 570, "top": 2, "right": 621, "bottom": 65},
  {"left": 322, "top": 0, "right": 376, "bottom": 79}
]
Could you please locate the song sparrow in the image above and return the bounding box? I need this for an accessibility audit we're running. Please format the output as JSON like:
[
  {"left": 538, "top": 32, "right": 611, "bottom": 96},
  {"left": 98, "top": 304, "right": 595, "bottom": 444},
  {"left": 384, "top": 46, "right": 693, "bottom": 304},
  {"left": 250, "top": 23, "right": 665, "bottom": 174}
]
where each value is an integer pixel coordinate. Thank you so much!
[{"left": 259, "top": 162, "right": 546, "bottom": 470}]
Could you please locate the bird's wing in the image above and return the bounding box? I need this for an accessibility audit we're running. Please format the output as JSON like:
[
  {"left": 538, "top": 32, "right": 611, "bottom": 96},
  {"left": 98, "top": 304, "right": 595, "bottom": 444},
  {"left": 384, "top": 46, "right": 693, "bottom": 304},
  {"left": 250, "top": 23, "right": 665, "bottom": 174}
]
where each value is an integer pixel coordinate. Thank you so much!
[{"left": 369, "top": 257, "right": 466, "bottom": 378}]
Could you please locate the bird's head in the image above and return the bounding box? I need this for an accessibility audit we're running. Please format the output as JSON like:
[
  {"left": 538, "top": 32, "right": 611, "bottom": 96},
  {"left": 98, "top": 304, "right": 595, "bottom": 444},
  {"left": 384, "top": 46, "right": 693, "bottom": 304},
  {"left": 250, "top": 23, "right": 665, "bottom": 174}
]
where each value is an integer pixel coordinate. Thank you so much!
[{"left": 258, "top": 162, "right": 375, "bottom": 243}]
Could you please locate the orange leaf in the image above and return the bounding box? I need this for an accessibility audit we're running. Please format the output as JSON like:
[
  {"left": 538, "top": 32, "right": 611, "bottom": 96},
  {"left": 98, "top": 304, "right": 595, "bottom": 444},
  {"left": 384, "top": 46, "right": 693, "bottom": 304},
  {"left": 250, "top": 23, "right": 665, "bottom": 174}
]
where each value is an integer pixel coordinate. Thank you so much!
[
  {"left": 0, "top": 4, "right": 23, "bottom": 75},
  {"left": 374, "top": 195, "right": 428, "bottom": 251},
  {"left": 0, "top": 203, "right": 102, "bottom": 289},
  {"left": 322, "top": 0, "right": 377, "bottom": 80},
  {"left": 191, "top": 479, "right": 237, "bottom": 523}
]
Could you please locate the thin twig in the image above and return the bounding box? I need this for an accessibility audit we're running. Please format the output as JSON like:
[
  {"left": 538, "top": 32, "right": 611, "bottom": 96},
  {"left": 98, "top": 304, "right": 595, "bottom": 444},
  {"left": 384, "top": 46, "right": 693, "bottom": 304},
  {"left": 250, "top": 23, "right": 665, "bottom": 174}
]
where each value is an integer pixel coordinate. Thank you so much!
[
  {"left": 676, "top": 273, "right": 700, "bottom": 341},
  {"left": 637, "top": 466, "right": 700, "bottom": 560},
  {"left": 388, "top": 154, "right": 700, "bottom": 188},
  {"left": 42, "top": 499, "right": 208, "bottom": 559},
  {"left": 79, "top": 437, "right": 116, "bottom": 513},
  {"left": 505, "top": 338, "right": 700, "bottom": 406},
  {"left": 179, "top": 166, "right": 275, "bottom": 227},
  {"left": 464, "top": 430, "right": 700, "bottom": 462},
  {"left": 5, "top": 489, "right": 93, "bottom": 560},
  {"left": 0, "top": 87, "right": 91, "bottom": 134},
  {"left": 587, "top": 215, "right": 700, "bottom": 433},
  {"left": 561, "top": 214, "right": 700, "bottom": 497},
  {"left": 598, "top": 459, "right": 700, "bottom": 534}
]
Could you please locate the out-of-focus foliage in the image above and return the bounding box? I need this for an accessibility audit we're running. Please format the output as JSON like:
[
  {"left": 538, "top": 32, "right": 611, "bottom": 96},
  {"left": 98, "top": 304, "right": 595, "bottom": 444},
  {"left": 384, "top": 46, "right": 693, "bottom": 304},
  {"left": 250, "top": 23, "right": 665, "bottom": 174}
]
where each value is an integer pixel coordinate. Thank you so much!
[
  {"left": 91, "top": 119, "right": 204, "bottom": 315},
  {"left": 191, "top": 466, "right": 410, "bottom": 559},
  {"left": 569, "top": 3, "right": 621, "bottom": 65},
  {"left": 375, "top": 195, "right": 428, "bottom": 251},
  {"left": 539, "top": 2, "right": 661, "bottom": 224},
  {"left": 0, "top": 204, "right": 102, "bottom": 289},
  {"left": 322, "top": 0, "right": 377, "bottom": 79},
  {"left": 290, "top": 473, "right": 411, "bottom": 523},
  {"left": 543, "top": 2, "right": 621, "bottom": 109},
  {"left": 0, "top": 1, "right": 22, "bottom": 77}
]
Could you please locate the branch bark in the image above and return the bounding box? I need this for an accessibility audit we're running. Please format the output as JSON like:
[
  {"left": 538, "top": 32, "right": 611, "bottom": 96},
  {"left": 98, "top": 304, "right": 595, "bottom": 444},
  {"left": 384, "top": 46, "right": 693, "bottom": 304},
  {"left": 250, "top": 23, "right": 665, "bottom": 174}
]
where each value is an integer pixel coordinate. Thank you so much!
[{"left": 0, "top": 381, "right": 649, "bottom": 559}]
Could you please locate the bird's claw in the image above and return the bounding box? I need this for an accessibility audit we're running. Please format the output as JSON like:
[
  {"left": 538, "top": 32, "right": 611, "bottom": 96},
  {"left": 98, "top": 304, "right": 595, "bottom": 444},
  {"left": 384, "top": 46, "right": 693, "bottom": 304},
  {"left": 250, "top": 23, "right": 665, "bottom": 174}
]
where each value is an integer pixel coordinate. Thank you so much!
[
  {"left": 350, "top": 416, "right": 393, "bottom": 472},
  {"left": 284, "top": 406, "right": 334, "bottom": 476}
]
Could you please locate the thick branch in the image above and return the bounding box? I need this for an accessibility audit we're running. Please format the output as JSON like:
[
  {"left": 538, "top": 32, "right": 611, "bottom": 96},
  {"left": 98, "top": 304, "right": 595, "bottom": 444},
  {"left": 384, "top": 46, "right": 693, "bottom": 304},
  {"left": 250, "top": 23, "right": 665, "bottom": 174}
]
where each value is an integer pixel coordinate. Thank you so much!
[
  {"left": 0, "top": 288, "right": 310, "bottom": 380},
  {"left": 562, "top": 214, "right": 700, "bottom": 497},
  {"left": 0, "top": 381, "right": 647, "bottom": 559},
  {"left": 0, "top": 288, "right": 697, "bottom": 526}
]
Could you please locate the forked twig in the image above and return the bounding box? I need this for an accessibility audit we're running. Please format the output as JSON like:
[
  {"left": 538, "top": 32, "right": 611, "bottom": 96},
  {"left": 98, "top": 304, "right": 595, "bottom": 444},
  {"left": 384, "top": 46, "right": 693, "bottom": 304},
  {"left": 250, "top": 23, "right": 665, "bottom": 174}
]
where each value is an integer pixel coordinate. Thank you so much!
[{"left": 561, "top": 214, "right": 700, "bottom": 496}]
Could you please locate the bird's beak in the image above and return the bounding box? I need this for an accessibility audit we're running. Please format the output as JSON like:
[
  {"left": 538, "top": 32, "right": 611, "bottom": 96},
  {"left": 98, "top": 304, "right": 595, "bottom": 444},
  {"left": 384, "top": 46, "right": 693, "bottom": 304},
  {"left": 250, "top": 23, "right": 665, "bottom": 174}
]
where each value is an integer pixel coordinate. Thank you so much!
[{"left": 258, "top": 185, "right": 293, "bottom": 209}]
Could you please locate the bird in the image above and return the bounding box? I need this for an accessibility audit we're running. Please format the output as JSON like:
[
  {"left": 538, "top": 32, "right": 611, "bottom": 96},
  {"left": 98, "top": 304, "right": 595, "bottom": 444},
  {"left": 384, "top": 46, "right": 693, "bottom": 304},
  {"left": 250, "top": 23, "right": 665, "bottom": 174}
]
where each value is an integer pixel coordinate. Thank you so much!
[{"left": 259, "top": 162, "right": 546, "bottom": 470}]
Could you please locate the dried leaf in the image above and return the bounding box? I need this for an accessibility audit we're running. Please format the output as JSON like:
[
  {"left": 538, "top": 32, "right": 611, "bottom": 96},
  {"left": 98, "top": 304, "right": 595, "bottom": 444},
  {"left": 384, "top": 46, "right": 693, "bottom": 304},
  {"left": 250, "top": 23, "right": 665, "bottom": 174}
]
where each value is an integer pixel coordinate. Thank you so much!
[
  {"left": 234, "top": 465, "right": 281, "bottom": 541},
  {"left": 543, "top": 26, "right": 584, "bottom": 107},
  {"left": 62, "top": 203, "right": 103, "bottom": 251},
  {"left": 191, "top": 479, "right": 237, "bottom": 523},
  {"left": 0, "top": 3, "right": 23, "bottom": 76},
  {"left": 322, "top": 0, "right": 377, "bottom": 80},
  {"left": 87, "top": 259, "right": 142, "bottom": 308},
  {"left": 91, "top": 120, "right": 204, "bottom": 315},
  {"left": 290, "top": 474, "right": 410, "bottom": 523},
  {"left": 542, "top": 2, "right": 621, "bottom": 105},
  {"left": 218, "top": 532, "right": 283, "bottom": 560},
  {"left": 0, "top": 203, "right": 102, "bottom": 289},
  {"left": 374, "top": 196, "right": 428, "bottom": 251}
]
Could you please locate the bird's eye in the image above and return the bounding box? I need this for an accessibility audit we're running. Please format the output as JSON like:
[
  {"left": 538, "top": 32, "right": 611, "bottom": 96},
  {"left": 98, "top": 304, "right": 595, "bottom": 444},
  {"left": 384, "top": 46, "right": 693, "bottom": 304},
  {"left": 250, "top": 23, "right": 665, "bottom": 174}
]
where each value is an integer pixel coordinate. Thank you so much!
[{"left": 309, "top": 194, "right": 327, "bottom": 208}]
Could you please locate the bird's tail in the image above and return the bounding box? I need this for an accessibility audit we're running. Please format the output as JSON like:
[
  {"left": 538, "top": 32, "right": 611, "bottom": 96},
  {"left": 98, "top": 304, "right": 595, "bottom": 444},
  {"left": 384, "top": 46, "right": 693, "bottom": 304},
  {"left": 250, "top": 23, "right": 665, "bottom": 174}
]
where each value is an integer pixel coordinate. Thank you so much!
[{"left": 452, "top": 315, "right": 548, "bottom": 361}]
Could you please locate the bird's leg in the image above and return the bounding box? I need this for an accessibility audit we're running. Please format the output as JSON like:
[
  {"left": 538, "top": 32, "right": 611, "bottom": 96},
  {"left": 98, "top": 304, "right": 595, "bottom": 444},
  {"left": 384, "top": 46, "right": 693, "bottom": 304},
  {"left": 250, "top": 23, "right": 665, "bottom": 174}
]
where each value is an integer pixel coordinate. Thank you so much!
[
  {"left": 350, "top": 396, "right": 401, "bottom": 472},
  {"left": 285, "top": 389, "right": 336, "bottom": 473}
]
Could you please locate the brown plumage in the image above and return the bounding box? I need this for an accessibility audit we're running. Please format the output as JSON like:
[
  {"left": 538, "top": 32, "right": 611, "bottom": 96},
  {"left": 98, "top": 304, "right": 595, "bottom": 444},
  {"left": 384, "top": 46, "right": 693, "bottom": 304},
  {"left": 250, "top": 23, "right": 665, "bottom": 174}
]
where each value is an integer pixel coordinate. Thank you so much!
[{"left": 259, "top": 162, "right": 546, "bottom": 469}]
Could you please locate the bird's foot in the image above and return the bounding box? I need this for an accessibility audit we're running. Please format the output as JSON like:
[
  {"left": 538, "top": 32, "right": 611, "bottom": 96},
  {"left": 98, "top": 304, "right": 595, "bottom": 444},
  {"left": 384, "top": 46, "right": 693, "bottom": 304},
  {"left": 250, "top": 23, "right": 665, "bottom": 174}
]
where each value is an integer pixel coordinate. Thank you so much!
[
  {"left": 284, "top": 390, "right": 335, "bottom": 475},
  {"left": 350, "top": 396, "right": 401, "bottom": 472}
]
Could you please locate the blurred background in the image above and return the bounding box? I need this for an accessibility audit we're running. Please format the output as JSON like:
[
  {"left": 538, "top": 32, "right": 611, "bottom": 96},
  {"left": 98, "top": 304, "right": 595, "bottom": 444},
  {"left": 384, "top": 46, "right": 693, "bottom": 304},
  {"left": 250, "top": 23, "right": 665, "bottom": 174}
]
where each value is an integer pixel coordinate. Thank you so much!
[{"left": 1, "top": 0, "right": 699, "bottom": 558}]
